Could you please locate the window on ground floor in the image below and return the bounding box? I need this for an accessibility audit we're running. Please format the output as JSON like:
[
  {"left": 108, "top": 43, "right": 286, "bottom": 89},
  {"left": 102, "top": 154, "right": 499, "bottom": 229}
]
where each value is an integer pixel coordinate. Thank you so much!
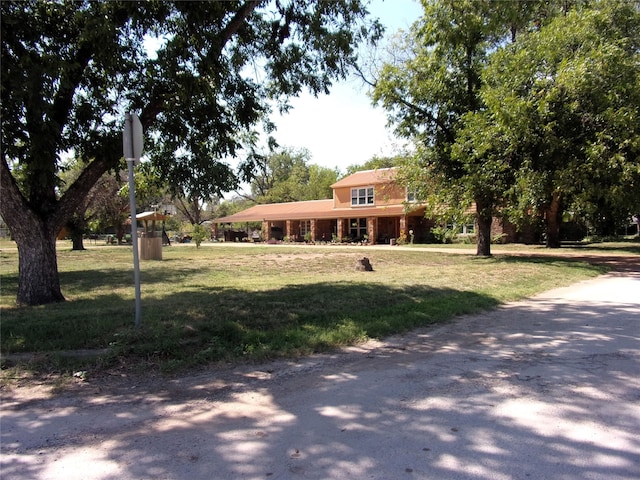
[
  {"left": 446, "top": 222, "right": 475, "bottom": 235},
  {"left": 300, "top": 220, "right": 311, "bottom": 237},
  {"left": 349, "top": 218, "right": 367, "bottom": 239}
]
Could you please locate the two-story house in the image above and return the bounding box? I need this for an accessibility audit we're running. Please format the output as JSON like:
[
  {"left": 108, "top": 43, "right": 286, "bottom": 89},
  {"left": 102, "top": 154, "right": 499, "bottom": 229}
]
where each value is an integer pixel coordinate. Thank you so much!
[{"left": 213, "top": 168, "right": 435, "bottom": 244}]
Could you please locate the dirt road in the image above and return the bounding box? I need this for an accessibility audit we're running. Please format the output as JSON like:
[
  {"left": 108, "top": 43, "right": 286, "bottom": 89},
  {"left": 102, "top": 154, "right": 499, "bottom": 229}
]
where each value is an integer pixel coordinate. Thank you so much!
[{"left": 2, "top": 270, "right": 639, "bottom": 480}]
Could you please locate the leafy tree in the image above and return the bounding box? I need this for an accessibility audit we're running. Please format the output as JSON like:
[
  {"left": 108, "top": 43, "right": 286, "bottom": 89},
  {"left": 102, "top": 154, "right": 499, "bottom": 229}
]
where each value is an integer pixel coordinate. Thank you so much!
[
  {"left": 250, "top": 148, "right": 311, "bottom": 202},
  {"left": 173, "top": 194, "right": 219, "bottom": 226},
  {"left": 129, "top": 163, "right": 168, "bottom": 214},
  {"left": 131, "top": 162, "right": 220, "bottom": 227},
  {"left": 86, "top": 172, "right": 131, "bottom": 244},
  {"left": 0, "top": 1, "right": 381, "bottom": 305},
  {"left": 482, "top": 1, "right": 640, "bottom": 246},
  {"left": 214, "top": 197, "right": 255, "bottom": 220},
  {"left": 305, "top": 164, "right": 340, "bottom": 201},
  {"left": 191, "top": 224, "right": 208, "bottom": 248},
  {"left": 370, "top": 0, "right": 622, "bottom": 252},
  {"left": 63, "top": 161, "right": 166, "bottom": 249},
  {"left": 344, "top": 154, "right": 403, "bottom": 176},
  {"left": 249, "top": 148, "right": 338, "bottom": 203},
  {"left": 371, "top": 0, "right": 530, "bottom": 255},
  {"left": 58, "top": 160, "right": 96, "bottom": 251}
]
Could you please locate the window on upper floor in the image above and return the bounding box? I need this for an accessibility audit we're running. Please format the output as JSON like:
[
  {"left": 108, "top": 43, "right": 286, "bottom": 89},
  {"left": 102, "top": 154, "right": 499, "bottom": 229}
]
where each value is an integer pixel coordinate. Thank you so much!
[
  {"left": 407, "top": 189, "right": 417, "bottom": 202},
  {"left": 351, "top": 187, "right": 374, "bottom": 206}
]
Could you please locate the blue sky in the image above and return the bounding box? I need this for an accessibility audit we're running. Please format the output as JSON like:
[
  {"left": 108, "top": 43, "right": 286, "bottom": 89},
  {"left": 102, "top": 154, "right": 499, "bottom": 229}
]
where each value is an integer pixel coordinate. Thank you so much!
[{"left": 269, "top": 0, "right": 423, "bottom": 173}]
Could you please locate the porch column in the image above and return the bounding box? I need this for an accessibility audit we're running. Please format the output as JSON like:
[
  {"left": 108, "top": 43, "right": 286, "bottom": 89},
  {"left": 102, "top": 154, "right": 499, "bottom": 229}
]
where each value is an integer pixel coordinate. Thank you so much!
[
  {"left": 400, "top": 215, "right": 407, "bottom": 239},
  {"left": 262, "top": 220, "right": 270, "bottom": 241},
  {"left": 337, "top": 218, "right": 345, "bottom": 241},
  {"left": 310, "top": 219, "right": 317, "bottom": 242},
  {"left": 286, "top": 220, "right": 292, "bottom": 240},
  {"left": 367, "top": 217, "right": 378, "bottom": 244},
  {"left": 211, "top": 223, "right": 218, "bottom": 240}
]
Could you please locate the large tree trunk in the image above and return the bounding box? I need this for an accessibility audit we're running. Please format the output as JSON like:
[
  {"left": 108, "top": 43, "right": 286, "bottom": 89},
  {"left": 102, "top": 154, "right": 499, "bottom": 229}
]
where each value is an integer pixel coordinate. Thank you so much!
[
  {"left": 14, "top": 220, "right": 64, "bottom": 306},
  {"left": 0, "top": 161, "right": 62, "bottom": 304},
  {"left": 475, "top": 198, "right": 493, "bottom": 256},
  {"left": 71, "top": 232, "right": 86, "bottom": 251},
  {"left": 545, "top": 191, "right": 562, "bottom": 248},
  {"left": 2, "top": 156, "right": 115, "bottom": 306},
  {"left": 116, "top": 223, "right": 127, "bottom": 244},
  {"left": 67, "top": 215, "right": 87, "bottom": 251}
]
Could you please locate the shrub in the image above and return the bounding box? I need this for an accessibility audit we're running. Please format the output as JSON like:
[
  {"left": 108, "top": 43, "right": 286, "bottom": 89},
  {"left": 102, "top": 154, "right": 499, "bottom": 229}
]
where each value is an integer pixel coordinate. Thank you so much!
[
  {"left": 491, "top": 233, "right": 508, "bottom": 244},
  {"left": 192, "top": 224, "right": 208, "bottom": 248},
  {"left": 431, "top": 226, "right": 456, "bottom": 244}
]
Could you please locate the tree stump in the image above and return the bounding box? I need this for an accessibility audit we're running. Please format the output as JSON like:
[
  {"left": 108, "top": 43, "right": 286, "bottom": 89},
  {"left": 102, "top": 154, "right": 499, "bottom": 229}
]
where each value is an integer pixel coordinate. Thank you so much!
[{"left": 355, "top": 257, "right": 373, "bottom": 271}]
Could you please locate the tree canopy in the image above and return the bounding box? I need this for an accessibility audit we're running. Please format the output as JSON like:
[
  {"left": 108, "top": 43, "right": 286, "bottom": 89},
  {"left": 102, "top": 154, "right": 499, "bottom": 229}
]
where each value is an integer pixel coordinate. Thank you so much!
[
  {"left": 249, "top": 148, "right": 339, "bottom": 203},
  {"left": 0, "top": 0, "right": 382, "bottom": 305},
  {"left": 344, "top": 154, "right": 404, "bottom": 176},
  {"left": 372, "top": 0, "right": 639, "bottom": 252},
  {"left": 372, "top": 0, "right": 520, "bottom": 255},
  {"left": 482, "top": 1, "right": 640, "bottom": 244}
]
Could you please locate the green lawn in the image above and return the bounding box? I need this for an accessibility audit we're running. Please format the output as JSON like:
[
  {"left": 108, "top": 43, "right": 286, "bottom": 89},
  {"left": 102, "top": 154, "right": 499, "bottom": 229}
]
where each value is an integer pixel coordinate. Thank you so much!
[{"left": 0, "top": 240, "right": 620, "bottom": 375}]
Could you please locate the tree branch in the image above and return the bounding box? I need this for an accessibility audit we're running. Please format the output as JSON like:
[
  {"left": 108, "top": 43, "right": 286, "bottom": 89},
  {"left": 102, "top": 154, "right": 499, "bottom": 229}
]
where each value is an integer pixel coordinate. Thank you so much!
[
  {"left": 0, "top": 158, "right": 39, "bottom": 233},
  {"left": 141, "top": 1, "right": 261, "bottom": 131},
  {"left": 233, "top": 190, "right": 257, "bottom": 202},
  {"left": 353, "top": 64, "right": 456, "bottom": 143},
  {"left": 54, "top": 136, "right": 122, "bottom": 233},
  {"left": 219, "top": 1, "right": 261, "bottom": 50},
  {"left": 175, "top": 196, "right": 196, "bottom": 225}
]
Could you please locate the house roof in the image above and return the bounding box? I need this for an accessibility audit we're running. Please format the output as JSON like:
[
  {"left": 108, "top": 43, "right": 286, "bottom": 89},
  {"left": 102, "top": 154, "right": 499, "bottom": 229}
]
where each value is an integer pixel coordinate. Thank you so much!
[
  {"left": 330, "top": 168, "right": 397, "bottom": 189},
  {"left": 215, "top": 200, "right": 423, "bottom": 223},
  {"left": 136, "top": 211, "right": 168, "bottom": 222},
  {"left": 216, "top": 199, "right": 334, "bottom": 223},
  {"left": 214, "top": 168, "right": 420, "bottom": 224}
]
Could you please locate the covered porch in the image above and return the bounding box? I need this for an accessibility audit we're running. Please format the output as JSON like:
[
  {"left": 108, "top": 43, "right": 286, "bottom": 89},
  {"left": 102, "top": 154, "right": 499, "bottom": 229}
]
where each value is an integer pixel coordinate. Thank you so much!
[{"left": 214, "top": 202, "right": 427, "bottom": 245}]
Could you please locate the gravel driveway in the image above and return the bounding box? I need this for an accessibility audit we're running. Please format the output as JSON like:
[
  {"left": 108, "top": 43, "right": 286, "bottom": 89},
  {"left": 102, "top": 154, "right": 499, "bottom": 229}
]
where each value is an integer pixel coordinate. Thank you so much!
[{"left": 2, "top": 270, "right": 639, "bottom": 480}]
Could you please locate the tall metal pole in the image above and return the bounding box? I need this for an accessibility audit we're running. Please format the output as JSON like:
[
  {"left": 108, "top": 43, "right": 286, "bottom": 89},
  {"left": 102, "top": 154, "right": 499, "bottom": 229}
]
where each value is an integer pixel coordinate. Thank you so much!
[
  {"left": 127, "top": 157, "right": 142, "bottom": 327},
  {"left": 124, "top": 112, "right": 143, "bottom": 327}
]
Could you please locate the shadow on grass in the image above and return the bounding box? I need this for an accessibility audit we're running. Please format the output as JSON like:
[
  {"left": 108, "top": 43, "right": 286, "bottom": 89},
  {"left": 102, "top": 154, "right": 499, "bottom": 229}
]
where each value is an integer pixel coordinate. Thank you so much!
[
  {"left": 577, "top": 238, "right": 640, "bottom": 256},
  {"left": 58, "top": 264, "right": 209, "bottom": 293},
  {"left": 1, "top": 280, "right": 499, "bottom": 374},
  {"left": 493, "top": 254, "right": 608, "bottom": 268}
]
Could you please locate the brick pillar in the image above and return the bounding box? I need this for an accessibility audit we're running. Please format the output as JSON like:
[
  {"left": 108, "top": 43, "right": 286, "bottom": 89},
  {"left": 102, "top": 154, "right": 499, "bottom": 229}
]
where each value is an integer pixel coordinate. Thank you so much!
[
  {"left": 286, "top": 220, "right": 292, "bottom": 240},
  {"left": 211, "top": 223, "right": 218, "bottom": 240},
  {"left": 311, "top": 219, "right": 317, "bottom": 242},
  {"left": 262, "top": 221, "right": 269, "bottom": 241},
  {"left": 337, "top": 218, "right": 344, "bottom": 241},
  {"left": 367, "top": 217, "right": 377, "bottom": 244}
]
